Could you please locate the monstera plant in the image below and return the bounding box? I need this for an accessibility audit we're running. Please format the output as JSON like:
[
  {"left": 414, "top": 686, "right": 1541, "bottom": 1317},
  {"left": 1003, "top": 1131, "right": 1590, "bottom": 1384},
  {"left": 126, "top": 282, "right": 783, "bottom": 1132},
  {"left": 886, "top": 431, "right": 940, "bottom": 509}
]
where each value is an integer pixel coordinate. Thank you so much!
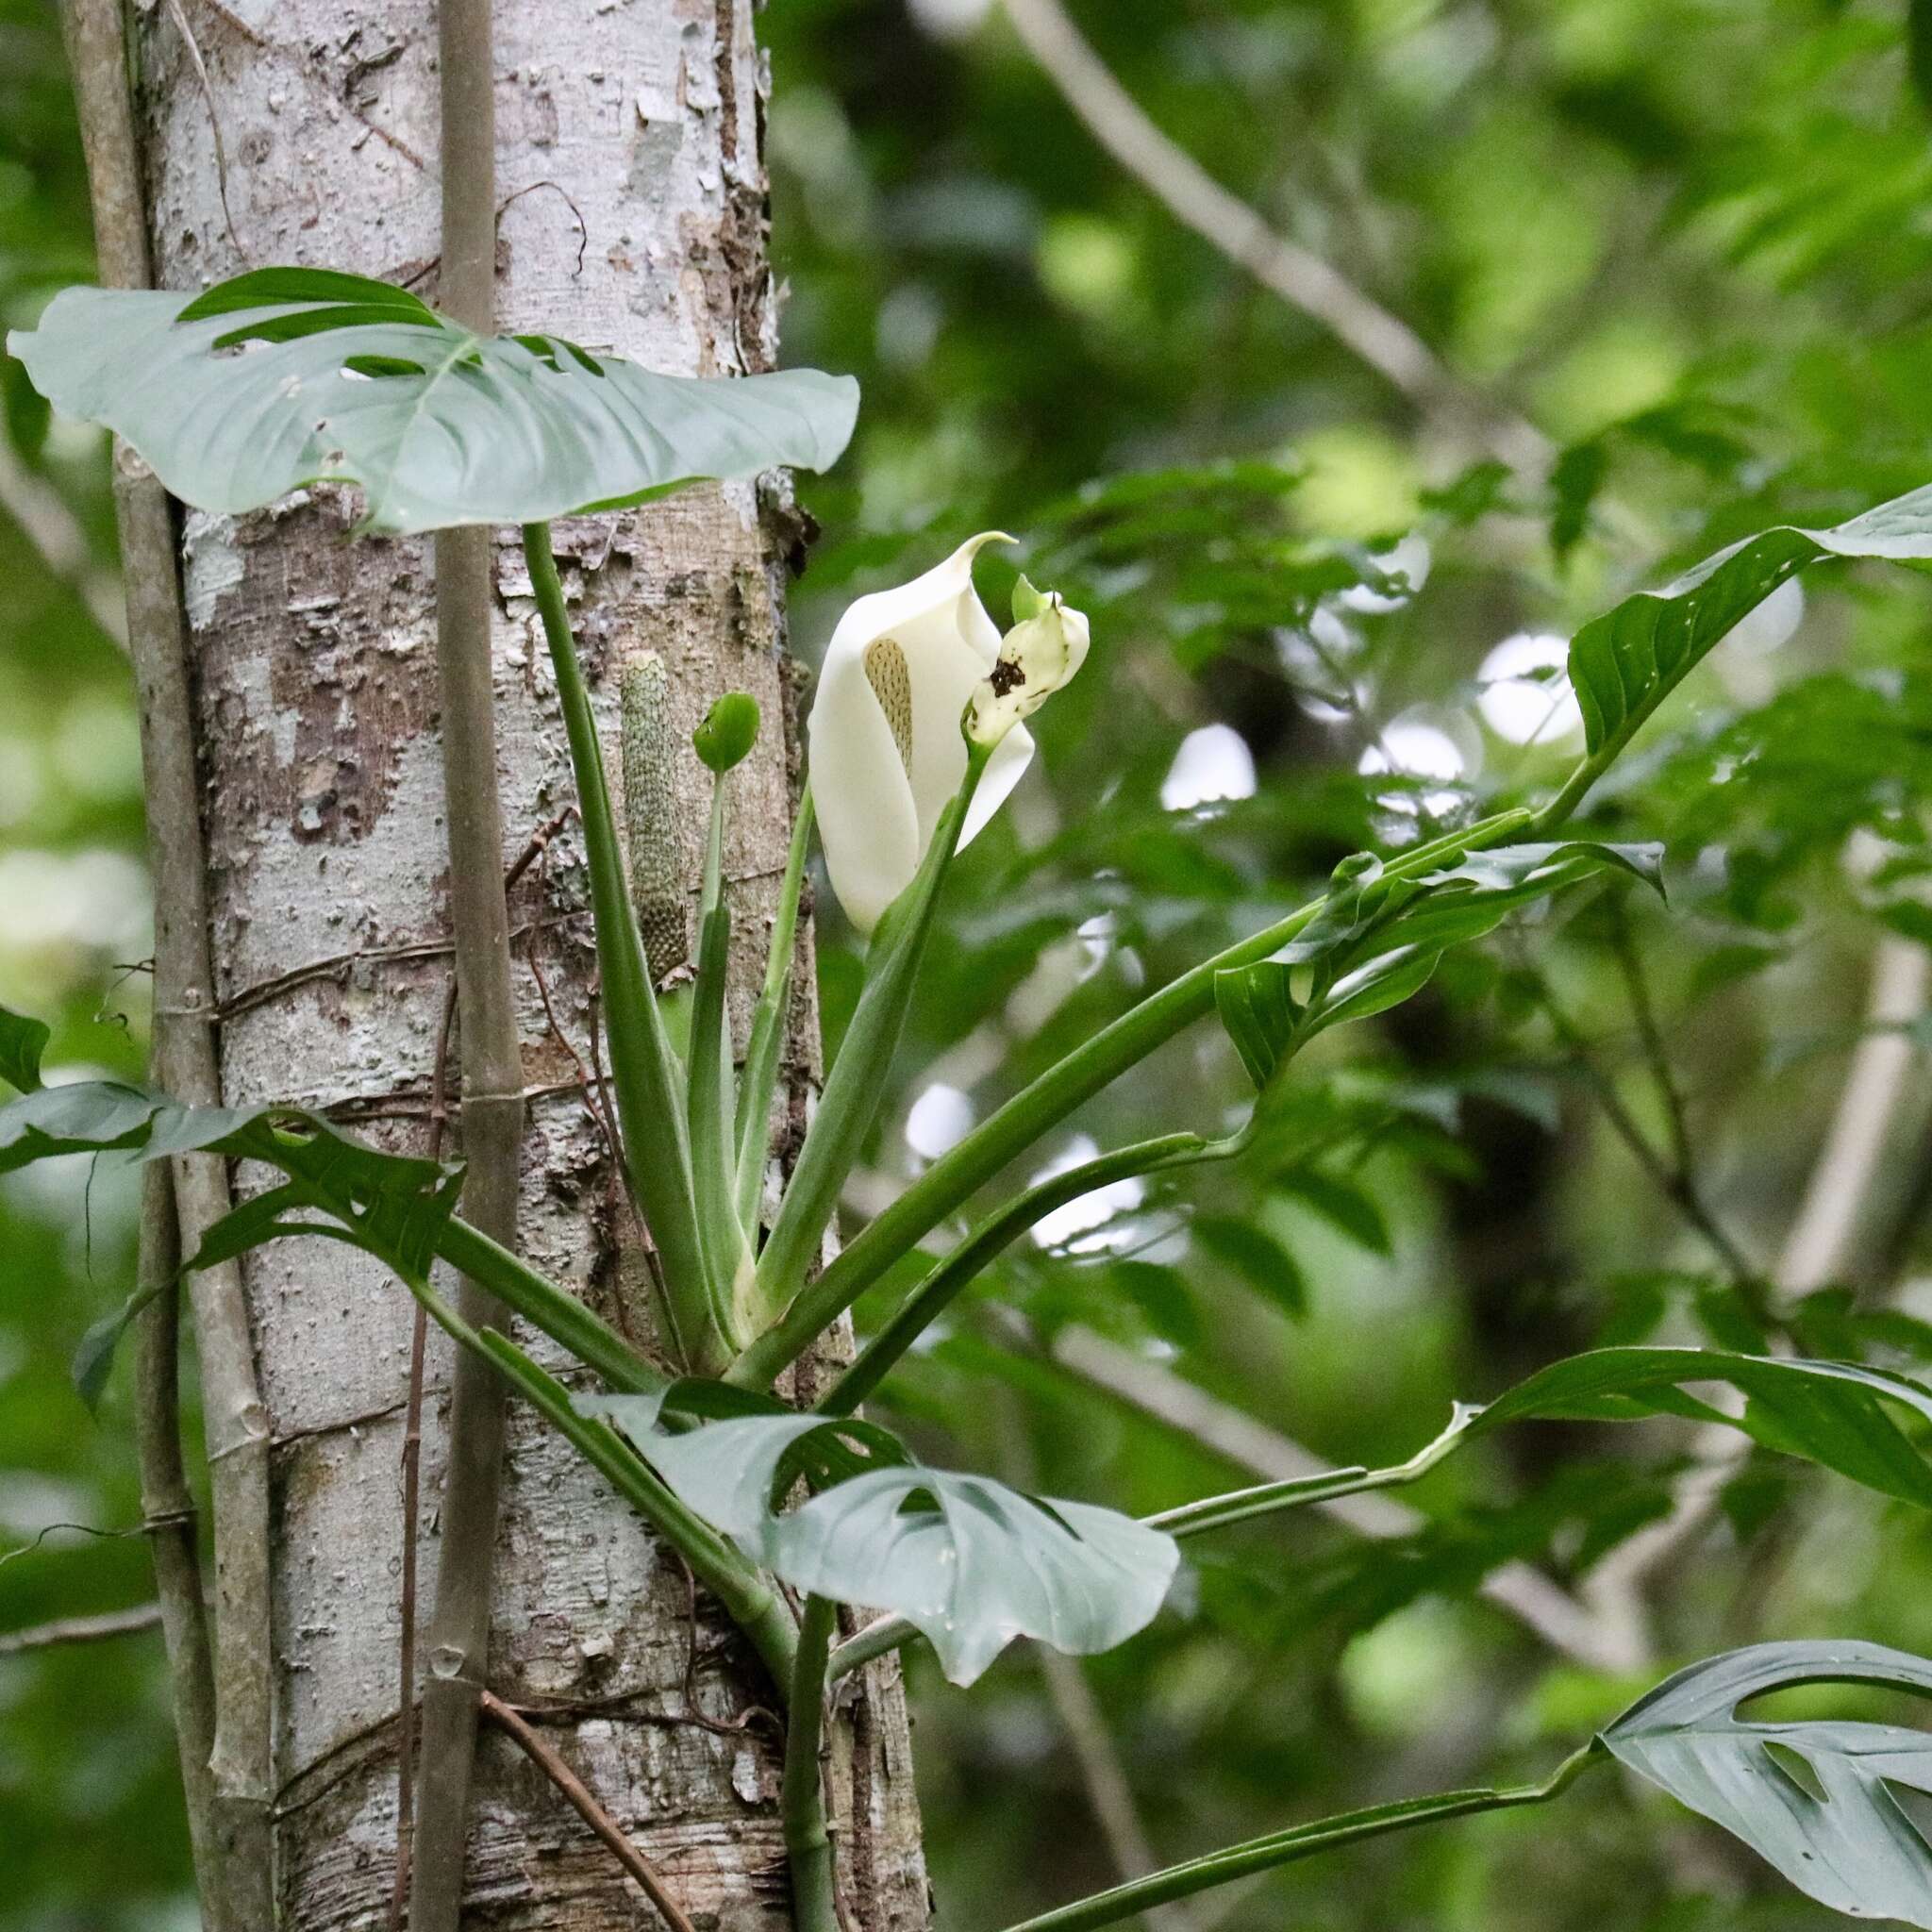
[{"left": 13, "top": 266, "right": 1932, "bottom": 1930}]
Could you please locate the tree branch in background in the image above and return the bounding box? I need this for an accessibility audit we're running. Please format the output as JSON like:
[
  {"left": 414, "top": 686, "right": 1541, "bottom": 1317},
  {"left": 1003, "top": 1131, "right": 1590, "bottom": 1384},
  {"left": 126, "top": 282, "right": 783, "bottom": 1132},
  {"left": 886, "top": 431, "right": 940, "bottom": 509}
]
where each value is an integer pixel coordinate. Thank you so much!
[
  {"left": 1591, "top": 931, "right": 1932, "bottom": 1600},
  {"left": 0, "top": 439, "right": 126, "bottom": 647},
  {"left": 0, "top": 1602, "right": 165, "bottom": 1656},
  {"left": 998, "top": 0, "right": 1552, "bottom": 474},
  {"left": 58, "top": 6, "right": 273, "bottom": 1924},
  {"left": 1051, "top": 1326, "right": 1649, "bottom": 1674},
  {"left": 408, "top": 2, "right": 525, "bottom": 1925}
]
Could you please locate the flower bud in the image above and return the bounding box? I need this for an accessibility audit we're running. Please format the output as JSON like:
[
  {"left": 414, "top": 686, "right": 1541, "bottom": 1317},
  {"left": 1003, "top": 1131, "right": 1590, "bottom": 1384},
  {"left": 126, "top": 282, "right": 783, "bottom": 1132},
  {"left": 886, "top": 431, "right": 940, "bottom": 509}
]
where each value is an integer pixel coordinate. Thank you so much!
[
  {"left": 965, "top": 590, "right": 1091, "bottom": 749},
  {"left": 695, "top": 691, "right": 760, "bottom": 774}
]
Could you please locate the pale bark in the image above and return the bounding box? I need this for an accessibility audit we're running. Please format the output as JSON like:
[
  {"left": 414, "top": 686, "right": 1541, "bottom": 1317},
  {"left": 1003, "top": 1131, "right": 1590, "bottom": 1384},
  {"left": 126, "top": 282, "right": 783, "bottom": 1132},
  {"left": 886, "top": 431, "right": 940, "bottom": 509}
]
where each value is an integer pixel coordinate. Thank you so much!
[{"left": 130, "top": 5, "right": 928, "bottom": 1924}]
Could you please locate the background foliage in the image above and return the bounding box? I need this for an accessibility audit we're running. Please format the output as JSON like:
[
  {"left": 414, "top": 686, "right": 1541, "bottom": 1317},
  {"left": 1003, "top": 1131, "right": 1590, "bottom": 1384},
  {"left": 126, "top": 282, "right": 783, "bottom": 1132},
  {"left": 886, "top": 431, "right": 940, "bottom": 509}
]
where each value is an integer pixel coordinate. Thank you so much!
[{"left": 8, "top": 0, "right": 1932, "bottom": 1925}]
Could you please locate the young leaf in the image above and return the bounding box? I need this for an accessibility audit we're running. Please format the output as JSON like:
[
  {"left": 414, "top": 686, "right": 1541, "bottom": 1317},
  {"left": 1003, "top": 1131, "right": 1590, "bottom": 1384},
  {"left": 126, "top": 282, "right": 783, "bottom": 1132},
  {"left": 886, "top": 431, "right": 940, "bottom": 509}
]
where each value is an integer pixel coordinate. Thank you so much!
[
  {"left": 1601, "top": 1640, "right": 1932, "bottom": 1926},
  {"left": 0, "top": 1002, "right": 50, "bottom": 1092},
  {"left": 1212, "top": 960, "right": 1298, "bottom": 1089},
  {"left": 7, "top": 269, "right": 859, "bottom": 535},
  {"left": 1567, "top": 484, "right": 1932, "bottom": 759}
]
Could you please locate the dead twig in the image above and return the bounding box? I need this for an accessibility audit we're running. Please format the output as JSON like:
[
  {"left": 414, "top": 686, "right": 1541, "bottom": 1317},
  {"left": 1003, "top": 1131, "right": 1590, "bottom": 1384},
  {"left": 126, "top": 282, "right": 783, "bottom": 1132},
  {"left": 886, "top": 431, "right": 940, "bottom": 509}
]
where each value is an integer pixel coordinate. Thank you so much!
[{"left": 479, "top": 1689, "right": 698, "bottom": 1932}]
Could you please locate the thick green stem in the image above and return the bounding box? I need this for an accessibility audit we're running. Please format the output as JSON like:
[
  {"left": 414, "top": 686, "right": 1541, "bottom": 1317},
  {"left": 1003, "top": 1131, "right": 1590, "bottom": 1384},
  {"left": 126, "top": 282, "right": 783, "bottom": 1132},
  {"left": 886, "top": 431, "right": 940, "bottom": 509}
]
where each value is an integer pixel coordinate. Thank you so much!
[
  {"left": 992, "top": 1746, "right": 1603, "bottom": 1932},
  {"left": 689, "top": 771, "right": 750, "bottom": 1362},
  {"left": 747, "top": 747, "right": 992, "bottom": 1330},
  {"left": 523, "top": 522, "right": 714, "bottom": 1359},
  {"left": 818, "top": 1127, "right": 1243, "bottom": 1416},
  {"left": 782, "top": 1595, "right": 842, "bottom": 1932},
  {"left": 435, "top": 1214, "right": 664, "bottom": 1395},
  {"left": 734, "top": 806, "right": 1534, "bottom": 1387},
  {"left": 735, "top": 784, "right": 813, "bottom": 1238}
]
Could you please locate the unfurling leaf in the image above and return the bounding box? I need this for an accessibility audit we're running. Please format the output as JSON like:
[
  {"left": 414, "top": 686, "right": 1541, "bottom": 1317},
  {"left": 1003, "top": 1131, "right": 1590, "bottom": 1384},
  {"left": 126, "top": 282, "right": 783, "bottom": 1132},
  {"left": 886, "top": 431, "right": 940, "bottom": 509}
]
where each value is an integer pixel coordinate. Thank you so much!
[
  {"left": 1602, "top": 1641, "right": 1932, "bottom": 1926},
  {"left": 7, "top": 268, "right": 859, "bottom": 535},
  {"left": 585, "top": 1399, "right": 1179, "bottom": 1685},
  {"left": 1213, "top": 961, "right": 1298, "bottom": 1089}
]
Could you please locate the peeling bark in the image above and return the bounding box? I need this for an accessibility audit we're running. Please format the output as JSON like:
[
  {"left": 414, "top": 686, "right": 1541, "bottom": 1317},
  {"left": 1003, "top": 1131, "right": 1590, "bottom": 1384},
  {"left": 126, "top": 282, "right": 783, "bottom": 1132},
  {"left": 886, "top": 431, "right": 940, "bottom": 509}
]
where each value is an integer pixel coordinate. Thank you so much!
[{"left": 130, "top": 6, "right": 928, "bottom": 1924}]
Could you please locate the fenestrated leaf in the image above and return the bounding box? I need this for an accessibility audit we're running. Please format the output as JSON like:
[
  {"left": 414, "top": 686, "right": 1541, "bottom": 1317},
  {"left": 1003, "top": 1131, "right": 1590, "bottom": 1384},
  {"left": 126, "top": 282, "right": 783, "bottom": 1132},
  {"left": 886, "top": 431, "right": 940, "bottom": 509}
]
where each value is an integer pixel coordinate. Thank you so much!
[
  {"left": 1601, "top": 1640, "right": 1932, "bottom": 1925},
  {"left": 1567, "top": 484, "right": 1932, "bottom": 757},
  {"left": 1474, "top": 1347, "right": 1932, "bottom": 1510},
  {"left": 7, "top": 269, "right": 859, "bottom": 536},
  {"left": 0, "top": 1002, "right": 49, "bottom": 1092},
  {"left": 589, "top": 1401, "right": 1179, "bottom": 1686},
  {"left": 772, "top": 1467, "right": 1179, "bottom": 1687}
]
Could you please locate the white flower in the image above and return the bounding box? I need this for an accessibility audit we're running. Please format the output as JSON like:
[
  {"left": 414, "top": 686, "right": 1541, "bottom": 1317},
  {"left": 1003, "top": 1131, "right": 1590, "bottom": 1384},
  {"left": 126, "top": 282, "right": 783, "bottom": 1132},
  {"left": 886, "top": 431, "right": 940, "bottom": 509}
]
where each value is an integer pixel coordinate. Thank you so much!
[{"left": 808, "top": 533, "right": 1036, "bottom": 935}]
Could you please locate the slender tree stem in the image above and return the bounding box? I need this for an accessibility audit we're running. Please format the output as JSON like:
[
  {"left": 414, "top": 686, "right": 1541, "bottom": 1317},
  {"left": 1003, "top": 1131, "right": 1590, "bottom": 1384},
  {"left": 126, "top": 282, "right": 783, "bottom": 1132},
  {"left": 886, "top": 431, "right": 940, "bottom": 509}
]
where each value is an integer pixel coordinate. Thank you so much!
[
  {"left": 736, "top": 807, "right": 1535, "bottom": 1387},
  {"left": 408, "top": 5, "right": 525, "bottom": 1921},
  {"left": 130, "top": 1163, "right": 224, "bottom": 1909},
  {"left": 782, "top": 1596, "right": 843, "bottom": 1932},
  {"left": 58, "top": 6, "right": 270, "bottom": 1920}
]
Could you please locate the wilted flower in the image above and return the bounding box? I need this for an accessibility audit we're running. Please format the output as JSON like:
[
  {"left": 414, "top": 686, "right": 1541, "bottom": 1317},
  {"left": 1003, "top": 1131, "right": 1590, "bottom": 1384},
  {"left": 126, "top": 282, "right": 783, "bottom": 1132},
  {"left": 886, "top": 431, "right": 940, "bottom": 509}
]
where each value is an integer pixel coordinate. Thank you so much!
[
  {"left": 965, "top": 575, "right": 1090, "bottom": 749},
  {"left": 808, "top": 533, "right": 1038, "bottom": 935}
]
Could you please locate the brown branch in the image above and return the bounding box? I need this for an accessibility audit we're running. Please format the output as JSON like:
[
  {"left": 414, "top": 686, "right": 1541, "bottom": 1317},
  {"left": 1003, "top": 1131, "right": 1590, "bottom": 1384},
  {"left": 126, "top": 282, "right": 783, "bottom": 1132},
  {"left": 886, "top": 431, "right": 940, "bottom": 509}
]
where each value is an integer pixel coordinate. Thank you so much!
[
  {"left": 479, "top": 1690, "right": 698, "bottom": 1932},
  {"left": 58, "top": 5, "right": 274, "bottom": 1925},
  {"left": 406, "top": 6, "right": 524, "bottom": 1914},
  {"left": 0, "top": 1602, "right": 166, "bottom": 1656}
]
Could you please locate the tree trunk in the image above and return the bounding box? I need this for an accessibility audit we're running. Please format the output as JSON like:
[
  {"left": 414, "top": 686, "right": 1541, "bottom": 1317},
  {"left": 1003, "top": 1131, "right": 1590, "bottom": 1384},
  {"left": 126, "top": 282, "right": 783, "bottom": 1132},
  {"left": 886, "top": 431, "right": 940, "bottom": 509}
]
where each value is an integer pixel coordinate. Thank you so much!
[{"left": 129, "top": 5, "right": 930, "bottom": 1924}]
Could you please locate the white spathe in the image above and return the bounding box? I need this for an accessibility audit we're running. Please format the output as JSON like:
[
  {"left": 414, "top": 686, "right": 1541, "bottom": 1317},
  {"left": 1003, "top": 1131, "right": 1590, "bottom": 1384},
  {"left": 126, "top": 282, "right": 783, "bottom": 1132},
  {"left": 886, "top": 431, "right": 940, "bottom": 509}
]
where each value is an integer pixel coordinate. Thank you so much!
[{"left": 808, "top": 532, "right": 1036, "bottom": 934}]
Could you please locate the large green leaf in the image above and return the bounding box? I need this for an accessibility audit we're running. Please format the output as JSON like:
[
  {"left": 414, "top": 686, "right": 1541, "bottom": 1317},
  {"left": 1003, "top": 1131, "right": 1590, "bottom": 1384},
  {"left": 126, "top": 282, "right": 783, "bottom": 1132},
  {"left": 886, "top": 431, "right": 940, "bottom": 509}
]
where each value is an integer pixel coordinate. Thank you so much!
[
  {"left": 1474, "top": 1347, "right": 1932, "bottom": 1510},
  {"left": 587, "top": 1400, "right": 1179, "bottom": 1685},
  {"left": 1602, "top": 1641, "right": 1932, "bottom": 1925},
  {"left": 0, "top": 1002, "right": 49, "bottom": 1092},
  {"left": 1568, "top": 485, "right": 1932, "bottom": 756},
  {"left": 7, "top": 268, "right": 859, "bottom": 535}
]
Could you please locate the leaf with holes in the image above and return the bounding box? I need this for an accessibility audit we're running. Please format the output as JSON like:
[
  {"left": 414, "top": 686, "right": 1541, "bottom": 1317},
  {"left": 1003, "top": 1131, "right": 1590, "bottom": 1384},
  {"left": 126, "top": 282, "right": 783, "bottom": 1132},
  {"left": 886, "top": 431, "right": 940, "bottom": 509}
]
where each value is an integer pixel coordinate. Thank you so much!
[
  {"left": 587, "top": 1402, "right": 1179, "bottom": 1685},
  {"left": 7, "top": 268, "right": 859, "bottom": 535},
  {"left": 1567, "top": 485, "right": 1932, "bottom": 757},
  {"left": 1601, "top": 1640, "right": 1932, "bottom": 1925}
]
